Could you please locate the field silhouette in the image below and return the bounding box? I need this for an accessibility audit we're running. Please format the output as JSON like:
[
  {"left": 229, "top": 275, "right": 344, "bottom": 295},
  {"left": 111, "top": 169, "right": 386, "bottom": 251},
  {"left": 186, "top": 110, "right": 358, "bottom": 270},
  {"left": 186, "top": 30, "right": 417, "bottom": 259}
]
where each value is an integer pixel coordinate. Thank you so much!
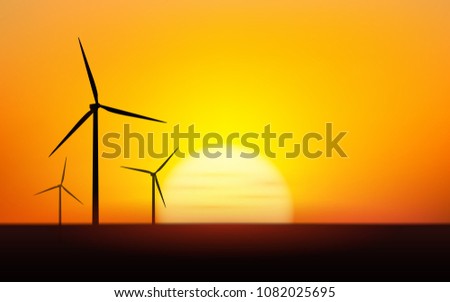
[{"left": 0, "top": 224, "right": 449, "bottom": 281}]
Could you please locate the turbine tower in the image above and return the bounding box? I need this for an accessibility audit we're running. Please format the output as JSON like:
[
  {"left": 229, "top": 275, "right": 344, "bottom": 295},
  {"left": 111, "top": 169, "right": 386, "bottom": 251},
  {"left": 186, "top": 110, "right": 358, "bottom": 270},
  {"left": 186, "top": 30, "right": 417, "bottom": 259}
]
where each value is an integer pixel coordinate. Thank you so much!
[
  {"left": 49, "top": 38, "right": 165, "bottom": 225},
  {"left": 35, "top": 158, "right": 83, "bottom": 225},
  {"left": 121, "top": 149, "right": 178, "bottom": 224}
]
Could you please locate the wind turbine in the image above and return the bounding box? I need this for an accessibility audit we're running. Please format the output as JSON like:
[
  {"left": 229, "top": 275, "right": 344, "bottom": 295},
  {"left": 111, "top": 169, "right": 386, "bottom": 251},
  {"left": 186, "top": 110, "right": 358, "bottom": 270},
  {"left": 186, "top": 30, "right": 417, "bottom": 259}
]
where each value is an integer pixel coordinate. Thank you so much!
[
  {"left": 49, "top": 38, "right": 165, "bottom": 225},
  {"left": 121, "top": 148, "right": 178, "bottom": 224},
  {"left": 35, "top": 158, "right": 83, "bottom": 225}
]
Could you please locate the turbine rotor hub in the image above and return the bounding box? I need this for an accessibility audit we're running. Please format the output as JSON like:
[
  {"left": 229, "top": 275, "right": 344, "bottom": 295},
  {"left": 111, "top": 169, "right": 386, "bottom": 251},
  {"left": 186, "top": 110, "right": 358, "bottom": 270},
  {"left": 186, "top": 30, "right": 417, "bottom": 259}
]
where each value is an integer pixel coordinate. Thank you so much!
[{"left": 90, "top": 103, "right": 100, "bottom": 110}]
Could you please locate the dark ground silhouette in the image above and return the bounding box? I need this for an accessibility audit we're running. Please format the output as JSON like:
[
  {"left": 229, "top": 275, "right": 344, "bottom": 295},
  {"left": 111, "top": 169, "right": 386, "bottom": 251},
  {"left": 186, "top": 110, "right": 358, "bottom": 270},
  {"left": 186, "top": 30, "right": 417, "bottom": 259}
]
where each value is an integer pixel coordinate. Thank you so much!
[{"left": 0, "top": 224, "right": 449, "bottom": 281}]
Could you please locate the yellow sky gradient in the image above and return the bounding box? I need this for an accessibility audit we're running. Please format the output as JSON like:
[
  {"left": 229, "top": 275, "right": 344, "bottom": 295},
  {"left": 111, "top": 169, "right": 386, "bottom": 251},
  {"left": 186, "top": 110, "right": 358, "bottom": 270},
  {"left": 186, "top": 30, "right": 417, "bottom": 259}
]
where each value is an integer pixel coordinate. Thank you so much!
[{"left": 0, "top": 0, "right": 449, "bottom": 223}]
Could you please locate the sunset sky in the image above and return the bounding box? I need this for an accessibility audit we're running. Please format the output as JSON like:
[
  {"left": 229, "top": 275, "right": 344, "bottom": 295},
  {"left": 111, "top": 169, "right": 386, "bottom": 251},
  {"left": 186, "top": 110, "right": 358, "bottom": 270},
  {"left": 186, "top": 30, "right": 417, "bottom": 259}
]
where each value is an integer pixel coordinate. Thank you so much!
[{"left": 0, "top": 0, "right": 449, "bottom": 224}]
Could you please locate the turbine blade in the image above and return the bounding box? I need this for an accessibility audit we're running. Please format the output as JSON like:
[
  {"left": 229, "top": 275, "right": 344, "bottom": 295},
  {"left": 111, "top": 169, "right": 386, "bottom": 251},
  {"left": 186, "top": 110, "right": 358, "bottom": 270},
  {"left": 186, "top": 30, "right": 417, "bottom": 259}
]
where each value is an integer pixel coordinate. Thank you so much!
[
  {"left": 100, "top": 104, "right": 165, "bottom": 123},
  {"left": 78, "top": 38, "right": 98, "bottom": 103},
  {"left": 121, "top": 166, "right": 151, "bottom": 174},
  {"left": 35, "top": 185, "right": 59, "bottom": 195},
  {"left": 61, "top": 157, "right": 67, "bottom": 184},
  {"left": 156, "top": 148, "right": 178, "bottom": 173},
  {"left": 62, "top": 186, "right": 83, "bottom": 204},
  {"left": 49, "top": 110, "right": 92, "bottom": 157},
  {"left": 155, "top": 176, "right": 166, "bottom": 208}
]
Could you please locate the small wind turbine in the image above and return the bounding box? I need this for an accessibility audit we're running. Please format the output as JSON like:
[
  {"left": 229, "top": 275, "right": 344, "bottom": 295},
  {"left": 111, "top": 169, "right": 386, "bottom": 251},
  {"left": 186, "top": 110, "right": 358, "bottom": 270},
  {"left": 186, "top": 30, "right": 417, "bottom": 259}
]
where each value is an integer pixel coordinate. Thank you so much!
[
  {"left": 35, "top": 158, "right": 83, "bottom": 225},
  {"left": 49, "top": 38, "right": 165, "bottom": 225},
  {"left": 121, "top": 149, "right": 178, "bottom": 224}
]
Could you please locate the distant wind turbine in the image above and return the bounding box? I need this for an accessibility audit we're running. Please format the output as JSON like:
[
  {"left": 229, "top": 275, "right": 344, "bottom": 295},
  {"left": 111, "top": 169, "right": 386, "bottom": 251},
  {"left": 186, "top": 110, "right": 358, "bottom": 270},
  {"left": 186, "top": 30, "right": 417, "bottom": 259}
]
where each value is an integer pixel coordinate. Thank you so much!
[
  {"left": 121, "top": 149, "right": 178, "bottom": 224},
  {"left": 35, "top": 158, "right": 82, "bottom": 225},
  {"left": 49, "top": 38, "right": 165, "bottom": 225}
]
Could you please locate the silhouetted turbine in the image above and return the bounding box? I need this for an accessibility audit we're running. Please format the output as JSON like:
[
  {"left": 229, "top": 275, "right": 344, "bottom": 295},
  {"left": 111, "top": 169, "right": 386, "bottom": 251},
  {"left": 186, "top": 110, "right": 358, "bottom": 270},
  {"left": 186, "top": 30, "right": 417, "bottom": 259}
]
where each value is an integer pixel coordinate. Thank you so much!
[
  {"left": 49, "top": 38, "right": 165, "bottom": 225},
  {"left": 35, "top": 158, "right": 82, "bottom": 225},
  {"left": 121, "top": 149, "right": 178, "bottom": 224}
]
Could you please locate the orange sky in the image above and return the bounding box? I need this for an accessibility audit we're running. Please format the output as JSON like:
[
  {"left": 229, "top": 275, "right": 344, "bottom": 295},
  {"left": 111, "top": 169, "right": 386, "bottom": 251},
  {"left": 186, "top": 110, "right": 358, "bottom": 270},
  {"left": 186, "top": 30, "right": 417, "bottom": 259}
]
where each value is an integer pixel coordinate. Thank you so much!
[{"left": 0, "top": 0, "right": 449, "bottom": 224}]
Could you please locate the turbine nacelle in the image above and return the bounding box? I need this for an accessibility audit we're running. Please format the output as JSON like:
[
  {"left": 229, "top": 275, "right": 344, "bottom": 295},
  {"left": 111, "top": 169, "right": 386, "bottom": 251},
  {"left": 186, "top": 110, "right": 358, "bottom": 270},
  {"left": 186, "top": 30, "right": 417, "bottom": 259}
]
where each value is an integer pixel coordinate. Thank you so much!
[{"left": 90, "top": 103, "right": 100, "bottom": 111}]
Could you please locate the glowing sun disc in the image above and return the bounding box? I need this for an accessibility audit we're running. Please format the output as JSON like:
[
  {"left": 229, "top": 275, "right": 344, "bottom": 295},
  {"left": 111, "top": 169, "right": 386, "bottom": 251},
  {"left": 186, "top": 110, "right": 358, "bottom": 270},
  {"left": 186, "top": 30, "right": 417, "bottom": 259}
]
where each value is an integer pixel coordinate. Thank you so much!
[{"left": 159, "top": 148, "right": 293, "bottom": 223}]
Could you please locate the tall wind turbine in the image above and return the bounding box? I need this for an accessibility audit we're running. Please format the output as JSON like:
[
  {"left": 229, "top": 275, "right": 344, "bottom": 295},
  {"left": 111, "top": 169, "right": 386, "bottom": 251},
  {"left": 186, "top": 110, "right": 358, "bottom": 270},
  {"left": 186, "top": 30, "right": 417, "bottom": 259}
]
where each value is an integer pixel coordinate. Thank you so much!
[
  {"left": 121, "top": 149, "right": 178, "bottom": 224},
  {"left": 49, "top": 38, "right": 165, "bottom": 225},
  {"left": 36, "top": 158, "right": 83, "bottom": 225}
]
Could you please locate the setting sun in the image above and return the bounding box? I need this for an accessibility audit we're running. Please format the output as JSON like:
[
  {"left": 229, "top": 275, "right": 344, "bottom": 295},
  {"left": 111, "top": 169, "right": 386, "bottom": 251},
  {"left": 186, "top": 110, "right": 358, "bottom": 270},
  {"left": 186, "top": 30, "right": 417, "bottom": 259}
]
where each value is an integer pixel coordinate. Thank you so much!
[{"left": 160, "top": 148, "right": 293, "bottom": 223}]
